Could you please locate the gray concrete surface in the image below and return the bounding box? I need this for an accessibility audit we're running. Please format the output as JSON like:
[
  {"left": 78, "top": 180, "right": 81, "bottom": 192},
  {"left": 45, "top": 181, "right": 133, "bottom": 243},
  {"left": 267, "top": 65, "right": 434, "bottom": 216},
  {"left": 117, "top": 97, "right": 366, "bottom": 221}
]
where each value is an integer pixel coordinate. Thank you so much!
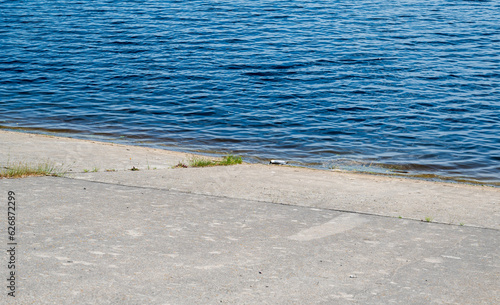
[
  {"left": 2, "top": 177, "right": 499, "bottom": 305},
  {"left": 71, "top": 164, "right": 500, "bottom": 230},
  {"left": 1, "top": 130, "right": 499, "bottom": 229},
  {"left": 1, "top": 130, "right": 499, "bottom": 304},
  {"left": 0, "top": 130, "right": 192, "bottom": 171}
]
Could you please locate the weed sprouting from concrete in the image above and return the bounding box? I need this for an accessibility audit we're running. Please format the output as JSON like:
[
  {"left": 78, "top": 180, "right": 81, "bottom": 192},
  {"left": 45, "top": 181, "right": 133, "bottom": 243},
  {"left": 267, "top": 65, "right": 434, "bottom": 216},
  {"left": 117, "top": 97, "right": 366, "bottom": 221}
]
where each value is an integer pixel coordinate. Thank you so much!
[
  {"left": 219, "top": 154, "right": 243, "bottom": 166},
  {"left": 188, "top": 154, "right": 242, "bottom": 168},
  {"left": 189, "top": 157, "right": 215, "bottom": 167},
  {"left": 1, "top": 161, "right": 66, "bottom": 178},
  {"left": 173, "top": 162, "right": 188, "bottom": 168},
  {"left": 172, "top": 154, "right": 243, "bottom": 168}
]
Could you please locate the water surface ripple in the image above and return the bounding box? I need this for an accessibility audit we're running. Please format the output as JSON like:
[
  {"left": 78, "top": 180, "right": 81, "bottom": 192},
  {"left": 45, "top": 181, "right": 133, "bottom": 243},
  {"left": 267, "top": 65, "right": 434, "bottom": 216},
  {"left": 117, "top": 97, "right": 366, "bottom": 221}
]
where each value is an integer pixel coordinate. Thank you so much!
[{"left": 1, "top": 0, "right": 499, "bottom": 183}]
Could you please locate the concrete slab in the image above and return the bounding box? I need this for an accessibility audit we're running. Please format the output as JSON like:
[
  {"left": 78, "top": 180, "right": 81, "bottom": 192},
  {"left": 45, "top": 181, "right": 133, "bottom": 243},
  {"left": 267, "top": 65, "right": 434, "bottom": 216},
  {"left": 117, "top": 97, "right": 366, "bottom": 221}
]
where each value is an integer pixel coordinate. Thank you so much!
[
  {"left": 71, "top": 165, "right": 500, "bottom": 230},
  {"left": 1, "top": 177, "right": 498, "bottom": 305},
  {"left": 1, "top": 130, "right": 499, "bottom": 230},
  {"left": 1, "top": 130, "right": 499, "bottom": 304},
  {"left": 0, "top": 130, "right": 192, "bottom": 171}
]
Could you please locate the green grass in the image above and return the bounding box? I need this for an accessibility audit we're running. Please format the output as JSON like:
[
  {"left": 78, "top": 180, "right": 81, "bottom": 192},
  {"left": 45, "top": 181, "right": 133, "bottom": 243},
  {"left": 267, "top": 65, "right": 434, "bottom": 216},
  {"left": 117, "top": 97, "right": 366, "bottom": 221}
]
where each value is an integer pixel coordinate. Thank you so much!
[
  {"left": 424, "top": 216, "right": 433, "bottom": 223},
  {"left": 189, "top": 154, "right": 242, "bottom": 167},
  {"left": 189, "top": 157, "right": 216, "bottom": 167},
  {"left": 218, "top": 154, "right": 243, "bottom": 166},
  {"left": 1, "top": 161, "right": 66, "bottom": 178},
  {"left": 173, "top": 154, "right": 243, "bottom": 168}
]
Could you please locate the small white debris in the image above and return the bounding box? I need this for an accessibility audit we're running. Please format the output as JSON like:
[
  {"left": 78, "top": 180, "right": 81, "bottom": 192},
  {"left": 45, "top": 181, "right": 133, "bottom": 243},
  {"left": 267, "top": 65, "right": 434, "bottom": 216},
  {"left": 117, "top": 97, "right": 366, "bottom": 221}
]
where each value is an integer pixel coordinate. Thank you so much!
[
  {"left": 269, "top": 160, "right": 287, "bottom": 165},
  {"left": 349, "top": 275, "right": 357, "bottom": 278}
]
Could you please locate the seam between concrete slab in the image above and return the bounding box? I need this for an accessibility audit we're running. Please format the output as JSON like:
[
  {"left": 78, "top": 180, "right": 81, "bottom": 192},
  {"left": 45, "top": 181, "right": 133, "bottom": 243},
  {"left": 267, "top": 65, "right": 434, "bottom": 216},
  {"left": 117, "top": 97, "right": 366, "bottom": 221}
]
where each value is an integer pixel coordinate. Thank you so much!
[{"left": 53, "top": 175, "right": 499, "bottom": 232}]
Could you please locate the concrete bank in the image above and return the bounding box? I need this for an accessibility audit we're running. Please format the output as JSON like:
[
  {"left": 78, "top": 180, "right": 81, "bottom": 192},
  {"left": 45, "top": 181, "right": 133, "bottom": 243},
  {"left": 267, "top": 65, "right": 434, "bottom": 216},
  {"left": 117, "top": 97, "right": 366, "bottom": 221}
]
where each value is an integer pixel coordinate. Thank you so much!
[
  {"left": 1, "top": 130, "right": 499, "bottom": 304},
  {"left": 1, "top": 130, "right": 499, "bottom": 229}
]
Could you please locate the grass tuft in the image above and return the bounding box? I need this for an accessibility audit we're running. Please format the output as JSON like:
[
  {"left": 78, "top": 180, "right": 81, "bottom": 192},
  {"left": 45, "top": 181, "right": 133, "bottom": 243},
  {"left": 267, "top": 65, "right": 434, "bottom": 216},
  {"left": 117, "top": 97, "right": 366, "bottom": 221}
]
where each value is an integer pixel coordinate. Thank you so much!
[
  {"left": 189, "top": 157, "right": 216, "bottom": 168},
  {"left": 1, "top": 161, "right": 66, "bottom": 178},
  {"left": 219, "top": 154, "right": 243, "bottom": 166},
  {"left": 188, "top": 154, "right": 243, "bottom": 168}
]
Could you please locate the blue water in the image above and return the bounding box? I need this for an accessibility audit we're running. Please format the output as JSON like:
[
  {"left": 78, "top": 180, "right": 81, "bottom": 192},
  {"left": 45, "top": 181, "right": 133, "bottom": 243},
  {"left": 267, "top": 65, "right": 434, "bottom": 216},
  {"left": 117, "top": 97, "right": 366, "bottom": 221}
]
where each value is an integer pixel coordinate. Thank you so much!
[{"left": 1, "top": 0, "right": 499, "bottom": 184}]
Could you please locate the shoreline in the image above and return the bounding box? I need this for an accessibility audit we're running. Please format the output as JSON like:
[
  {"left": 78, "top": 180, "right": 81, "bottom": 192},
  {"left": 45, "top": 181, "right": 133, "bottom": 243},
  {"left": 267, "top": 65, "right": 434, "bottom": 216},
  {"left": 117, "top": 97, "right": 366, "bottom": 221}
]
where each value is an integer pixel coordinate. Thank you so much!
[
  {"left": 2, "top": 129, "right": 499, "bottom": 230},
  {"left": 2, "top": 127, "right": 500, "bottom": 303},
  {"left": 2, "top": 126, "right": 498, "bottom": 187}
]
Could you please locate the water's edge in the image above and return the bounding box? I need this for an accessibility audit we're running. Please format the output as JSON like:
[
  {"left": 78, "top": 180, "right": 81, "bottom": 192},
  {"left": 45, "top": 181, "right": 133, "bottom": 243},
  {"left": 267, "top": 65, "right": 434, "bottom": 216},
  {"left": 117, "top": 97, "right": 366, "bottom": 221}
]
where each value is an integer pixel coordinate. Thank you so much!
[{"left": 3, "top": 125, "right": 498, "bottom": 188}]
